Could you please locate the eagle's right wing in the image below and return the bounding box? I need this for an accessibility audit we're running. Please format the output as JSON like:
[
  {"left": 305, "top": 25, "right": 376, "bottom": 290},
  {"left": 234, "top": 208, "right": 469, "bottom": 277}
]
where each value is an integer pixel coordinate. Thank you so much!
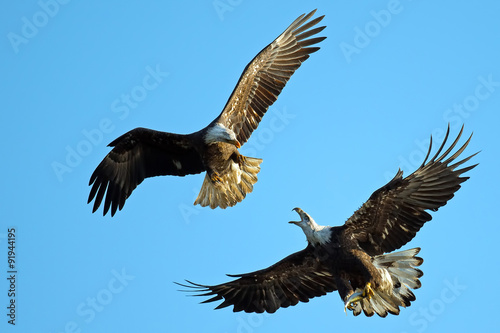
[
  {"left": 88, "top": 128, "right": 205, "bottom": 216},
  {"left": 213, "top": 10, "right": 326, "bottom": 145},
  {"left": 178, "top": 245, "right": 336, "bottom": 313},
  {"left": 344, "top": 125, "right": 478, "bottom": 256}
]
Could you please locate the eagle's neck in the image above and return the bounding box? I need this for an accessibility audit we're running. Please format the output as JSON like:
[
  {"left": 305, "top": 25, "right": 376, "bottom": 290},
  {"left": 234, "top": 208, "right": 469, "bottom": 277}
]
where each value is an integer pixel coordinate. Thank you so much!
[
  {"left": 291, "top": 208, "right": 332, "bottom": 246},
  {"left": 302, "top": 223, "right": 331, "bottom": 246}
]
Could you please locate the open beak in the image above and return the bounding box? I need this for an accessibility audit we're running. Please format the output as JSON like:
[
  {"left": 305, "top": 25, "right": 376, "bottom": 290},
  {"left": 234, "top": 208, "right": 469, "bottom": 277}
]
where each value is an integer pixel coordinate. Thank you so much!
[{"left": 289, "top": 207, "right": 302, "bottom": 224}]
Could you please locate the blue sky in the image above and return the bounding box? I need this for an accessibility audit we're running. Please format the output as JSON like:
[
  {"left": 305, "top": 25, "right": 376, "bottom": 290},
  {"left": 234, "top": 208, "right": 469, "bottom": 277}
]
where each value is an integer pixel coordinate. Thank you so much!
[{"left": 1, "top": 0, "right": 499, "bottom": 332}]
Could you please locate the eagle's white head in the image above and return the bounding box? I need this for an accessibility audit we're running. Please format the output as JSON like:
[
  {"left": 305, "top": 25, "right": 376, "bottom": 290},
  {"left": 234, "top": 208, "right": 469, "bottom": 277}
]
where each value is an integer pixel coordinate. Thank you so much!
[
  {"left": 289, "top": 207, "right": 331, "bottom": 246},
  {"left": 205, "top": 123, "right": 241, "bottom": 148}
]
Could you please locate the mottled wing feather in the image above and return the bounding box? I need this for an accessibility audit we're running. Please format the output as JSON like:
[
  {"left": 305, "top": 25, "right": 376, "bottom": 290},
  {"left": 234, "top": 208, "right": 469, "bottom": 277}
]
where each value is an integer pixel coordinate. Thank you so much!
[
  {"left": 88, "top": 128, "right": 205, "bottom": 216},
  {"left": 214, "top": 10, "right": 326, "bottom": 145},
  {"left": 344, "top": 125, "right": 478, "bottom": 256},
  {"left": 178, "top": 245, "right": 337, "bottom": 313}
]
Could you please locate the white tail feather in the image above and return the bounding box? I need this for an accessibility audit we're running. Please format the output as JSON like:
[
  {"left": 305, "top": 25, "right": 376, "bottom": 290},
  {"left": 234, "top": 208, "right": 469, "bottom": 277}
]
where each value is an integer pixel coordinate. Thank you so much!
[
  {"left": 194, "top": 156, "right": 262, "bottom": 209},
  {"left": 351, "top": 248, "right": 423, "bottom": 317}
]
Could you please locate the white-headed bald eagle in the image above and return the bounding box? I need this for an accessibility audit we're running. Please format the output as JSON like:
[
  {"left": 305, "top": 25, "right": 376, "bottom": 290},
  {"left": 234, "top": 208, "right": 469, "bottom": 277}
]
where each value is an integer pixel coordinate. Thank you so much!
[
  {"left": 87, "top": 10, "right": 326, "bottom": 216},
  {"left": 178, "top": 126, "right": 477, "bottom": 317}
]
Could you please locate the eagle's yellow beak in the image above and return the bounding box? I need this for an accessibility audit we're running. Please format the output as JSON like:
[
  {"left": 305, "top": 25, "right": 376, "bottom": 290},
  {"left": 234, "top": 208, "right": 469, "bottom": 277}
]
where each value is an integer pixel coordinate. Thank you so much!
[
  {"left": 289, "top": 208, "right": 303, "bottom": 224},
  {"left": 229, "top": 139, "right": 241, "bottom": 148}
]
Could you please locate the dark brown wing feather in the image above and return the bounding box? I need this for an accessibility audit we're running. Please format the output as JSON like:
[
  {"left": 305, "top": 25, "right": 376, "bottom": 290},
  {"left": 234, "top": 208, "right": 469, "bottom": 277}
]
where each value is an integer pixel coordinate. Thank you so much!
[
  {"left": 213, "top": 9, "right": 326, "bottom": 145},
  {"left": 88, "top": 128, "right": 205, "bottom": 216},
  {"left": 177, "top": 245, "right": 337, "bottom": 313},
  {"left": 344, "top": 125, "right": 478, "bottom": 256}
]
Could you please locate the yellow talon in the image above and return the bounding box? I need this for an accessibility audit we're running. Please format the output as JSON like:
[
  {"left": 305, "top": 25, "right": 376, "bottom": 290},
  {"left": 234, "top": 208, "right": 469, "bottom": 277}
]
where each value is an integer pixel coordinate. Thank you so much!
[
  {"left": 363, "top": 282, "right": 374, "bottom": 299},
  {"left": 211, "top": 173, "right": 222, "bottom": 183}
]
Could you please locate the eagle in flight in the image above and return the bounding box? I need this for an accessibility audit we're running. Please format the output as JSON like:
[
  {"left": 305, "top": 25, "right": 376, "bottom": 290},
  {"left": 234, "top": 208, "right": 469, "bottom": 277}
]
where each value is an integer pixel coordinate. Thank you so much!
[
  {"left": 87, "top": 10, "right": 326, "bottom": 216},
  {"left": 178, "top": 126, "right": 477, "bottom": 317}
]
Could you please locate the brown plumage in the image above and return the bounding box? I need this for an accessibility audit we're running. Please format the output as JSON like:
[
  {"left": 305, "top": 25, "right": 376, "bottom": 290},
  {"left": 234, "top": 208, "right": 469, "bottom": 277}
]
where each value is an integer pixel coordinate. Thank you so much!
[
  {"left": 88, "top": 10, "right": 326, "bottom": 216},
  {"left": 179, "top": 125, "right": 477, "bottom": 316}
]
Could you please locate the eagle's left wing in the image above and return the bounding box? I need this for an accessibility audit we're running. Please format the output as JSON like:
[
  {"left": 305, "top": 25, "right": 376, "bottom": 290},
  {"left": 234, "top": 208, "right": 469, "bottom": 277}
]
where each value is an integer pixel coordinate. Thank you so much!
[
  {"left": 177, "top": 245, "right": 336, "bottom": 313},
  {"left": 344, "top": 125, "right": 478, "bottom": 256},
  {"left": 213, "top": 10, "right": 326, "bottom": 145},
  {"left": 88, "top": 128, "right": 205, "bottom": 216}
]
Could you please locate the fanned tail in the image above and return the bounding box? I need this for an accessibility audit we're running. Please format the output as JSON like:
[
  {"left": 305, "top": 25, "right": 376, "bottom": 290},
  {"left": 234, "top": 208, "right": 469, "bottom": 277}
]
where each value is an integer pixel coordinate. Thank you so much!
[
  {"left": 194, "top": 156, "right": 262, "bottom": 209},
  {"left": 350, "top": 248, "right": 424, "bottom": 317}
]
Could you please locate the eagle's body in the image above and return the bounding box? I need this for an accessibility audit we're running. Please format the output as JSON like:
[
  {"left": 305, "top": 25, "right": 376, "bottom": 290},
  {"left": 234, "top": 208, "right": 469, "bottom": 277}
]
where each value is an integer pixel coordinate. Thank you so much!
[
  {"left": 288, "top": 210, "right": 423, "bottom": 316},
  {"left": 88, "top": 10, "right": 326, "bottom": 216},
  {"left": 179, "top": 126, "right": 477, "bottom": 317},
  {"left": 201, "top": 141, "right": 239, "bottom": 180}
]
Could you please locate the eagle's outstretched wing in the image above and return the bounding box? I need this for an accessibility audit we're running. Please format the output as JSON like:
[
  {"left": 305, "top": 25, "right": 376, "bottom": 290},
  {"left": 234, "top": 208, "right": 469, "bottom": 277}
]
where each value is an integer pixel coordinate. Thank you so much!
[
  {"left": 213, "top": 9, "right": 326, "bottom": 145},
  {"left": 177, "top": 245, "right": 337, "bottom": 313},
  {"left": 88, "top": 128, "right": 204, "bottom": 216},
  {"left": 344, "top": 125, "right": 478, "bottom": 256}
]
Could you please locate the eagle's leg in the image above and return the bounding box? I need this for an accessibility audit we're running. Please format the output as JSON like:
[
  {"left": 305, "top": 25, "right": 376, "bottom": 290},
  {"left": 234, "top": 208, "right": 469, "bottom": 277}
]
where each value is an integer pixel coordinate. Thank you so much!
[
  {"left": 233, "top": 152, "right": 246, "bottom": 168},
  {"left": 336, "top": 276, "right": 357, "bottom": 313},
  {"left": 349, "top": 250, "right": 379, "bottom": 303},
  {"left": 363, "top": 282, "right": 375, "bottom": 298},
  {"left": 237, "top": 154, "right": 246, "bottom": 165},
  {"left": 344, "top": 282, "right": 374, "bottom": 310},
  {"left": 343, "top": 250, "right": 380, "bottom": 311},
  {"left": 208, "top": 170, "right": 223, "bottom": 184}
]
